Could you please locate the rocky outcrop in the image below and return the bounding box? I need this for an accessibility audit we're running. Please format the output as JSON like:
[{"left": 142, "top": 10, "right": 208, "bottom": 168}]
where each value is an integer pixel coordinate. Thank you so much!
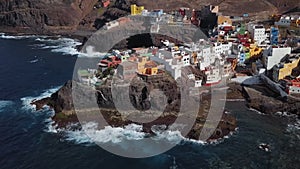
[
  {"left": 243, "top": 85, "right": 300, "bottom": 116},
  {"left": 32, "top": 73, "right": 238, "bottom": 142}
]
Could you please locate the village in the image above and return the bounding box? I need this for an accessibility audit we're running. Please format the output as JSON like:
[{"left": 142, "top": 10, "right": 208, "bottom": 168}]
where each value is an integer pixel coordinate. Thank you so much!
[{"left": 78, "top": 3, "right": 300, "bottom": 98}]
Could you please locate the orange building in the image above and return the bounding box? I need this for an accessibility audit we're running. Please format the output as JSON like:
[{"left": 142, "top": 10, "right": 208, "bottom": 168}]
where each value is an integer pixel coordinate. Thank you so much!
[{"left": 218, "top": 16, "right": 232, "bottom": 25}]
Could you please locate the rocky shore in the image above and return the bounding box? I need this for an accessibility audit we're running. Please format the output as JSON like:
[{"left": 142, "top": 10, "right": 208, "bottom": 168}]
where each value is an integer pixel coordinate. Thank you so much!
[
  {"left": 243, "top": 84, "right": 300, "bottom": 117},
  {"left": 32, "top": 73, "right": 241, "bottom": 142},
  {"left": 32, "top": 73, "right": 300, "bottom": 141}
]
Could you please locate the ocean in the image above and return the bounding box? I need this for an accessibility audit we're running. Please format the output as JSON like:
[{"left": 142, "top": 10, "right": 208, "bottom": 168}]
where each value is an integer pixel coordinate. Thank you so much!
[{"left": 0, "top": 34, "right": 299, "bottom": 169}]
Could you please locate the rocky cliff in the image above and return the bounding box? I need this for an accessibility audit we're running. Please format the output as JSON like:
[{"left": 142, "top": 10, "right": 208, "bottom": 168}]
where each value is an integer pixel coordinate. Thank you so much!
[{"left": 0, "top": 0, "right": 99, "bottom": 34}]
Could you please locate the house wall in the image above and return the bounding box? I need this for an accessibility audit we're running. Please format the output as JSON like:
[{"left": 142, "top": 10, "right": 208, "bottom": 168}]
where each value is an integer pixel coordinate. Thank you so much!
[
  {"left": 253, "top": 28, "right": 266, "bottom": 44},
  {"left": 150, "top": 54, "right": 183, "bottom": 80},
  {"left": 289, "top": 86, "right": 300, "bottom": 94},
  {"left": 270, "top": 27, "right": 279, "bottom": 45},
  {"left": 195, "top": 80, "right": 202, "bottom": 87},
  {"left": 263, "top": 47, "right": 292, "bottom": 70}
]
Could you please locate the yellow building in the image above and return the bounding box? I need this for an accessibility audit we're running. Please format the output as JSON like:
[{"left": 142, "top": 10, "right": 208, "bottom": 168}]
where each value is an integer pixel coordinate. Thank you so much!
[
  {"left": 278, "top": 58, "right": 300, "bottom": 80},
  {"left": 249, "top": 45, "right": 263, "bottom": 57},
  {"left": 138, "top": 60, "right": 159, "bottom": 75},
  {"left": 140, "top": 67, "right": 158, "bottom": 75},
  {"left": 131, "top": 4, "right": 144, "bottom": 15}
]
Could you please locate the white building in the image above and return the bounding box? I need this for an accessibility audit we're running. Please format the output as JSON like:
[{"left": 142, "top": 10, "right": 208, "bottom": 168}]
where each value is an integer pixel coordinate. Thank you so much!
[
  {"left": 262, "top": 46, "right": 292, "bottom": 70},
  {"left": 289, "top": 86, "right": 300, "bottom": 94},
  {"left": 151, "top": 50, "right": 184, "bottom": 80},
  {"left": 205, "top": 67, "right": 222, "bottom": 85},
  {"left": 248, "top": 25, "right": 267, "bottom": 44},
  {"left": 181, "top": 51, "right": 191, "bottom": 66},
  {"left": 195, "top": 80, "right": 203, "bottom": 87},
  {"left": 197, "top": 46, "right": 213, "bottom": 70},
  {"left": 212, "top": 42, "right": 232, "bottom": 56}
]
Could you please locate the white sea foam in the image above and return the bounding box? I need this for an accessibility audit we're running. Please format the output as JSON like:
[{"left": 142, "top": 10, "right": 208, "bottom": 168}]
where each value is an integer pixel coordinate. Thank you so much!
[
  {"left": 249, "top": 108, "right": 267, "bottom": 115},
  {"left": 43, "top": 110, "right": 58, "bottom": 133},
  {"left": 0, "top": 34, "right": 83, "bottom": 56},
  {"left": 62, "top": 123, "right": 146, "bottom": 145},
  {"left": 0, "top": 33, "right": 98, "bottom": 57},
  {"left": 29, "top": 59, "right": 39, "bottom": 63},
  {"left": 0, "top": 33, "right": 40, "bottom": 39},
  {"left": 275, "top": 111, "right": 298, "bottom": 118},
  {"left": 34, "top": 37, "right": 83, "bottom": 56},
  {"left": 20, "top": 86, "right": 61, "bottom": 111},
  {"left": 61, "top": 122, "right": 213, "bottom": 147}
]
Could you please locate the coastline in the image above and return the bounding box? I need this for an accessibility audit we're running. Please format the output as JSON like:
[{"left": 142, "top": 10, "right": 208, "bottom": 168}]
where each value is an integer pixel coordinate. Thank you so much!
[
  {"left": 30, "top": 75, "right": 300, "bottom": 143},
  {"left": 32, "top": 79, "right": 240, "bottom": 143}
]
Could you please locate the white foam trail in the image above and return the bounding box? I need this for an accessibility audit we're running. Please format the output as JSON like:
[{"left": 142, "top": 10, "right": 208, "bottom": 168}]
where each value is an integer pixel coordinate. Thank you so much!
[
  {"left": 0, "top": 33, "right": 40, "bottom": 39},
  {"left": 29, "top": 59, "right": 39, "bottom": 63},
  {"left": 249, "top": 108, "right": 267, "bottom": 115},
  {"left": 0, "top": 100, "right": 14, "bottom": 112},
  {"left": 20, "top": 86, "right": 61, "bottom": 111}
]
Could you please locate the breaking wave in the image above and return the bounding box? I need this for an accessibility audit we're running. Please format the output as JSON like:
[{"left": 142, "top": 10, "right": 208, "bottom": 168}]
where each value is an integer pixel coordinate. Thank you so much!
[
  {"left": 20, "top": 86, "right": 61, "bottom": 111},
  {"left": 62, "top": 123, "right": 146, "bottom": 145},
  {"left": 43, "top": 110, "right": 58, "bottom": 133},
  {"left": 0, "top": 33, "right": 102, "bottom": 57},
  {"left": 0, "top": 33, "right": 40, "bottom": 40},
  {"left": 34, "top": 37, "right": 83, "bottom": 56},
  {"left": 59, "top": 122, "right": 224, "bottom": 146}
]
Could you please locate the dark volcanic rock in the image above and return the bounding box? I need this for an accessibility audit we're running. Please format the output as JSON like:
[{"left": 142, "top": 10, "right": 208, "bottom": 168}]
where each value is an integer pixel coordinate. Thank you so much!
[
  {"left": 243, "top": 85, "right": 300, "bottom": 117},
  {"left": 32, "top": 73, "right": 238, "bottom": 142},
  {"left": 33, "top": 80, "right": 74, "bottom": 114}
]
